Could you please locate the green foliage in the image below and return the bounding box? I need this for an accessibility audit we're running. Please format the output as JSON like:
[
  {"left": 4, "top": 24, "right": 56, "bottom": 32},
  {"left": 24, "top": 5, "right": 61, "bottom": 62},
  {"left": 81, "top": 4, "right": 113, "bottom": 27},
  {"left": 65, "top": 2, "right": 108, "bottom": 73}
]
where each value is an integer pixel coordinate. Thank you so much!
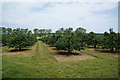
[
  {"left": 33, "top": 28, "right": 39, "bottom": 37},
  {"left": 116, "top": 33, "right": 120, "bottom": 50},
  {"left": 1, "top": 27, "right": 118, "bottom": 52},
  {"left": 102, "top": 29, "right": 118, "bottom": 51},
  {"left": 40, "top": 27, "right": 119, "bottom": 53},
  {"left": 55, "top": 34, "right": 74, "bottom": 52},
  {"left": 64, "top": 28, "right": 73, "bottom": 34},
  {"left": 1, "top": 27, "right": 13, "bottom": 46},
  {"left": 55, "top": 28, "right": 64, "bottom": 34},
  {"left": 75, "top": 27, "right": 86, "bottom": 33},
  {"left": 8, "top": 33, "right": 37, "bottom": 49},
  {"left": 47, "top": 34, "right": 61, "bottom": 46},
  {"left": 86, "top": 32, "right": 97, "bottom": 48},
  {"left": 33, "top": 28, "right": 52, "bottom": 37},
  {"left": 1, "top": 27, "right": 37, "bottom": 50},
  {"left": 54, "top": 27, "right": 86, "bottom": 52},
  {"left": 74, "top": 27, "right": 87, "bottom": 47},
  {"left": 2, "top": 34, "right": 9, "bottom": 46}
]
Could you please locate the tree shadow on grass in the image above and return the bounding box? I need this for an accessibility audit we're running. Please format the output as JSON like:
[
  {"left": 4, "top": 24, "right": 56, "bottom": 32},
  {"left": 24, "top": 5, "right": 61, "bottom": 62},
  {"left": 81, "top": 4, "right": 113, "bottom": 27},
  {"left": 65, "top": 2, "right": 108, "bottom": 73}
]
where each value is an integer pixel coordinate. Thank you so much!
[
  {"left": 57, "top": 51, "right": 81, "bottom": 56},
  {"left": 8, "top": 49, "right": 31, "bottom": 52},
  {"left": 49, "top": 45, "right": 54, "bottom": 47},
  {"left": 95, "top": 49, "right": 120, "bottom": 54}
]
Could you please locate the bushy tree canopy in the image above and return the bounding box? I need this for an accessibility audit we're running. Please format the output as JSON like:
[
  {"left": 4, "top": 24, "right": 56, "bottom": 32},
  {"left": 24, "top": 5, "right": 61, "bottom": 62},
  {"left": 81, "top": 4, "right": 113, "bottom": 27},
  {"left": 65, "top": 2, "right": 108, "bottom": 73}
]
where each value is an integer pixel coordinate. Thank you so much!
[
  {"left": 1, "top": 27, "right": 37, "bottom": 50},
  {"left": 1, "top": 27, "right": 119, "bottom": 52},
  {"left": 102, "top": 29, "right": 118, "bottom": 51},
  {"left": 54, "top": 27, "right": 86, "bottom": 53}
]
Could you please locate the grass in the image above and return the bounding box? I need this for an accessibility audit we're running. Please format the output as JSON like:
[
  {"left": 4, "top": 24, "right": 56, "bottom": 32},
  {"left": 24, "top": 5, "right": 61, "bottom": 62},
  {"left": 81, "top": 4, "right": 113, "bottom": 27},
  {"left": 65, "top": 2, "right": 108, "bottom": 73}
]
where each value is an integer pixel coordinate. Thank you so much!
[
  {"left": 2, "top": 41, "right": 119, "bottom": 78},
  {"left": 0, "top": 46, "right": 9, "bottom": 53}
]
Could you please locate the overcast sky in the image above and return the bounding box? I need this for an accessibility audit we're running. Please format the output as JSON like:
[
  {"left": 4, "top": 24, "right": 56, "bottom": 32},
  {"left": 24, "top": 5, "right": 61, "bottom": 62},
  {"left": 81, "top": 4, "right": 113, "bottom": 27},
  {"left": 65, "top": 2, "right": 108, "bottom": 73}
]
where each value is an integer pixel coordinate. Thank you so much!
[{"left": 1, "top": 1, "right": 118, "bottom": 33}]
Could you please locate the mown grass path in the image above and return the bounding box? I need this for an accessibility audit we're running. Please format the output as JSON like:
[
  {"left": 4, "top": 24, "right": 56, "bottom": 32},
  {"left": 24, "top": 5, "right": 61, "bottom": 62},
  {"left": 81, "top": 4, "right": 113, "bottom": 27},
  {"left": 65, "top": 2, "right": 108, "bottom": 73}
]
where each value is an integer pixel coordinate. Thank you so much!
[{"left": 2, "top": 41, "right": 119, "bottom": 78}]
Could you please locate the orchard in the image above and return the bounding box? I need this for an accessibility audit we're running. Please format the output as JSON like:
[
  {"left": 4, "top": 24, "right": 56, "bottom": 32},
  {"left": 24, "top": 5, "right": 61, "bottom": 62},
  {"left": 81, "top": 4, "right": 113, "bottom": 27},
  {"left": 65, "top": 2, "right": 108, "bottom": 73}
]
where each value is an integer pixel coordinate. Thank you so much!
[{"left": 1, "top": 27, "right": 119, "bottom": 52}]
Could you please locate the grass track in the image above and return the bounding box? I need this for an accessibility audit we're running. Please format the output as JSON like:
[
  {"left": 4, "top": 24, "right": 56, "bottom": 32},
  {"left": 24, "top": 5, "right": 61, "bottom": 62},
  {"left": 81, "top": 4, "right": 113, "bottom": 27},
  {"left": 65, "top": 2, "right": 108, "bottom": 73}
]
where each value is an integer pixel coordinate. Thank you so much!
[{"left": 2, "top": 41, "right": 119, "bottom": 78}]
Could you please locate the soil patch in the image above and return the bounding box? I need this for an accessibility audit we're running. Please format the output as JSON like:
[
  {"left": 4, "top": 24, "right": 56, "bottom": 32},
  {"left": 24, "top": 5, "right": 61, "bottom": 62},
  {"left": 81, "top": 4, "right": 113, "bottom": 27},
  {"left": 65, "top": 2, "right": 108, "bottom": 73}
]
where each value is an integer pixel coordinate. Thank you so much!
[
  {"left": 1, "top": 52, "right": 26, "bottom": 55},
  {"left": 42, "top": 43, "right": 96, "bottom": 62},
  {"left": 113, "top": 55, "right": 120, "bottom": 58},
  {"left": 88, "top": 48, "right": 94, "bottom": 51},
  {"left": 1, "top": 43, "right": 36, "bottom": 57},
  {"left": 54, "top": 53, "right": 96, "bottom": 62}
]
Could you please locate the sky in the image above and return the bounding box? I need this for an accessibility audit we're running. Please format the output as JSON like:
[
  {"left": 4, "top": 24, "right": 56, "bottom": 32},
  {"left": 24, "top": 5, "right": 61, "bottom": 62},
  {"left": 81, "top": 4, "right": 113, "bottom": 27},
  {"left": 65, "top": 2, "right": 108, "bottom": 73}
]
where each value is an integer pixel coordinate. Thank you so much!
[{"left": 1, "top": 1, "right": 118, "bottom": 33}]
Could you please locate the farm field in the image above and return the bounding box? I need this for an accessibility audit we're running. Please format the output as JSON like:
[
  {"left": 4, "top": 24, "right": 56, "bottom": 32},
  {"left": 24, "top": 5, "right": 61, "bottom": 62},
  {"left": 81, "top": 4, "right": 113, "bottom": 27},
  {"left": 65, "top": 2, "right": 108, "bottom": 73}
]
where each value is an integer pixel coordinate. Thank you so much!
[
  {"left": 1, "top": 1, "right": 119, "bottom": 79},
  {"left": 2, "top": 41, "right": 118, "bottom": 78}
]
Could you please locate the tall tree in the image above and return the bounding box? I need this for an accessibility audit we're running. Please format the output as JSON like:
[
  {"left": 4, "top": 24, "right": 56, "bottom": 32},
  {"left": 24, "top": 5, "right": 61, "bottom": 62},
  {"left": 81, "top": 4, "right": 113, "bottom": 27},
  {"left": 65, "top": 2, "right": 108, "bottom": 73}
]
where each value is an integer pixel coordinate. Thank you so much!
[
  {"left": 33, "top": 28, "right": 39, "bottom": 37},
  {"left": 75, "top": 27, "right": 86, "bottom": 33},
  {"left": 56, "top": 28, "right": 64, "bottom": 34},
  {"left": 102, "top": 28, "right": 117, "bottom": 51},
  {"left": 64, "top": 28, "right": 73, "bottom": 34},
  {"left": 54, "top": 27, "right": 85, "bottom": 53},
  {"left": 55, "top": 33, "right": 85, "bottom": 53},
  {"left": 86, "top": 32, "right": 98, "bottom": 48}
]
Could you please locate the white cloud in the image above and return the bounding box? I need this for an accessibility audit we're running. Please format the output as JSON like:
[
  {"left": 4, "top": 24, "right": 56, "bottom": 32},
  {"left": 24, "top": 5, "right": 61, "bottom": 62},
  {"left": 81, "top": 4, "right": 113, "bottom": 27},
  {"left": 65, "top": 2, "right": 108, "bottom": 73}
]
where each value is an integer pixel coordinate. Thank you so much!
[
  {"left": 1, "top": 0, "right": 119, "bottom": 2},
  {"left": 2, "top": 2, "right": 118, "bottom": 33}
]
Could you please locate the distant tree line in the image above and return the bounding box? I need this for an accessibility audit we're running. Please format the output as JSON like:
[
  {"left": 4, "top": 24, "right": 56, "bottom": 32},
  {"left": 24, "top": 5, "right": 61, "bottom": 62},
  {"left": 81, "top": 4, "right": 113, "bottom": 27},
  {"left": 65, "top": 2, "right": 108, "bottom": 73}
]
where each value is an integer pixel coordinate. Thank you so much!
[
  {"left": 33, "top": 28, "right": 51, "bottom": 37},
  {"left": 0, "top": 27, "right": 119, "bottom": 52}
]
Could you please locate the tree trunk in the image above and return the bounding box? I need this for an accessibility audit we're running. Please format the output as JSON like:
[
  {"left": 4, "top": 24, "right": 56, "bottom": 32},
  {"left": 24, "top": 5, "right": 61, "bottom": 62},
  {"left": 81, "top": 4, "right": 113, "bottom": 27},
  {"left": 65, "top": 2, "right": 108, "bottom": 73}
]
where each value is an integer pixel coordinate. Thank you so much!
[
  {"left": 67, "top": 50, "right": 71, "bottom": 55},
  {"left": 68, "top": 50, "right": 71, "bottom": 53},
  {"left": 19, "top": 47, "right": 22, "bottom": 50},
  {"left": 94, "top": 45, "right": 96, "bottom": 48},
  {"left": 110, "top": 47, "right": 114, "bottom": 52}
]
